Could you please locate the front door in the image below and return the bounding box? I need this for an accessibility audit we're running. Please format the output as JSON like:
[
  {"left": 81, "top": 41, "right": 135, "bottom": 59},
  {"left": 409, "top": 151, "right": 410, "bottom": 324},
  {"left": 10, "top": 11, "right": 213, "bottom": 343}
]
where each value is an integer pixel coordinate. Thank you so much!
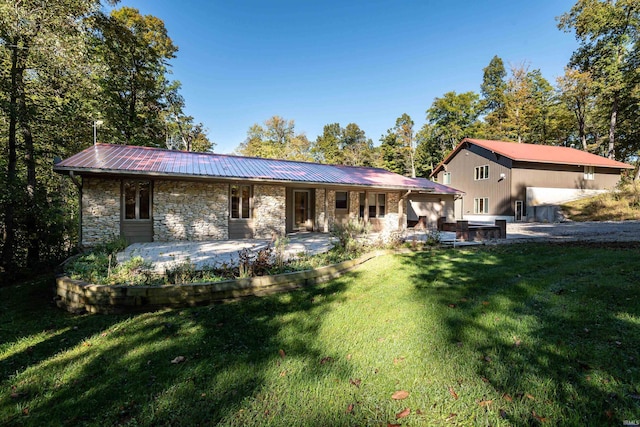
[
  {"left": 121, "top": 180, "right": 153, "bottom": 243},
  {"left": 515, "top": 200, "right": 524, "bottom": 222},
  {"left": 293, "top": 190, "right": 309, "bottom": 230}
]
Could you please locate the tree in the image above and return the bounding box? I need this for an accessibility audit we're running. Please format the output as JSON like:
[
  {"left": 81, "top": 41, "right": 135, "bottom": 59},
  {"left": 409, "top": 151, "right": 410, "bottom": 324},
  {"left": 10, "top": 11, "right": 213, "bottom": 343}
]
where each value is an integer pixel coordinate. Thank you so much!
[
  {"left": 379, "top": 130, "right": 405, "bottom": 174},
  {"left": 394, "top": 114, "right": 416, "bottom": 177},
  {"left": 164, "top": 81, "right": 214, "bottom": 152},
  {"left": 311, "top": 122, "right": 375, "bottom": 166},
  {"left": 557, "top": 67, "right": 597, "bottom": 150},
  {"left": 558, "top": 0, "right": 640, "bottom": 159},
  {"left": 236, "top": 116, "right": 312, "bottom": 161},
  {"left": 0, "top": 0, "right": 103, "bottom": 274},
  {"left": 426, "top": 91, "right": 482, "bottom": 149},
  {"left": 92, "top": 7, "right": 178, "bottom": 146},
  {"left": 480, "top": 55, "right": 508, "bottom": 139}
]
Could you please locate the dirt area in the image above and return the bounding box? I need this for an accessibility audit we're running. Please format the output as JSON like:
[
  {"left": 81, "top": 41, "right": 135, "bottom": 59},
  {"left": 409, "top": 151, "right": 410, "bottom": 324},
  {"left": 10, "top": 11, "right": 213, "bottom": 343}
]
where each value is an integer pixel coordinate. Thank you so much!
[{"left": 506, "top": 220, "right": 640, "bottom": 243}]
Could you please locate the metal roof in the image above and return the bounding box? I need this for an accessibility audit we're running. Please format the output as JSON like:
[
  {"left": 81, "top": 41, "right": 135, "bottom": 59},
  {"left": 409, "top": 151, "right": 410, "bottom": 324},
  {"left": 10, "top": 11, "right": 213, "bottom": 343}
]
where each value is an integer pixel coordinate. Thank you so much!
[
  {"left": 54, "top": 144, "right": 460, "bottom": 194},
  {"left": 431, "top": 138, "right": 635, "bottom": 177}
]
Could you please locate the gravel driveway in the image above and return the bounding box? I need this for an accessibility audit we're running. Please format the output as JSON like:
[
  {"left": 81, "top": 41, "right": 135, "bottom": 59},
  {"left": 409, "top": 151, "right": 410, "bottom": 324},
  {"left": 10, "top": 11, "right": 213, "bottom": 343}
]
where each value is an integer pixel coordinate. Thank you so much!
[{"left": 506, "top": 220, "right": 640, "bottom": 243}]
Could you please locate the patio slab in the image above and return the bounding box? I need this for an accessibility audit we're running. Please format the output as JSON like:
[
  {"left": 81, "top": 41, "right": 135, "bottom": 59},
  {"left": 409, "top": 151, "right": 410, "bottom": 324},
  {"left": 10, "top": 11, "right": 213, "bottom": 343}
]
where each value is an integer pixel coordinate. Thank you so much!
[{"left": 116, "top": 233, "right": 335, "bottom": 273}]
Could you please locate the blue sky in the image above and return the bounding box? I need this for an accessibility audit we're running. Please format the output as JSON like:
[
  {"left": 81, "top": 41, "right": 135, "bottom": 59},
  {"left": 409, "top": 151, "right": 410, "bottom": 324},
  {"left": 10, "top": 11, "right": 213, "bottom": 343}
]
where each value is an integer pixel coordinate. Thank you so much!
[{"left": 113, "top": 0, "right": 579, "bottom": 154}]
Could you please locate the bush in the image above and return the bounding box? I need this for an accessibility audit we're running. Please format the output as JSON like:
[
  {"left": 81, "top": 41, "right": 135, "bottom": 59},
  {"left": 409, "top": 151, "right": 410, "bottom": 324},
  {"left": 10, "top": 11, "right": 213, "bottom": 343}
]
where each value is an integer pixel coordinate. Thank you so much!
[{"left": 331, "top": 219, "right": 370, "bottom": 254}]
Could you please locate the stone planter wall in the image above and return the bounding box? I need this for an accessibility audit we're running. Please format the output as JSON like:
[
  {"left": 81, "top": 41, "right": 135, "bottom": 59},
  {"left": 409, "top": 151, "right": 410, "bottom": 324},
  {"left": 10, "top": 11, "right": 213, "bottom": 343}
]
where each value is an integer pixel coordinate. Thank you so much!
[{"left": 55, "top": 251, "right": 390, "bottom": 314}]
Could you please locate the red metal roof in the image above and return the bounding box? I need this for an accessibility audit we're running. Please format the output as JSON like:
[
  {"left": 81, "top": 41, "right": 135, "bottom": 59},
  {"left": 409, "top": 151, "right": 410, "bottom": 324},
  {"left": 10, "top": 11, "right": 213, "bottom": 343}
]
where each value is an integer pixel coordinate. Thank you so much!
[
  {"left": 55, "top": 144, "right": 460, "bottom": 194},
  {"left": 432, "top": 138, "right": 634, "bottom": 176}
]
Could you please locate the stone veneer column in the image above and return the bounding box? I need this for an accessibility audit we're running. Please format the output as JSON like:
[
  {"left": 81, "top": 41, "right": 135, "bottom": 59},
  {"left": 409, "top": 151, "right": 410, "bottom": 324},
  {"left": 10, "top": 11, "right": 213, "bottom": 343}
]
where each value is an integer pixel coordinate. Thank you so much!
[
  {"left": 326, "top": 190, "right": 336, "bottom": 230},
  {"left": 315, "top": 188, "right": 327, "bottom": 232},
  {"left": 382, "top": 192, "right": 404, "bottom": 234},
  {"left": 82, "top": 177, "right": 121, "bottom": 246},
  {"left": 153, "top": 181, "right": 228, "bottom": 241},
  {"left": 253, "top": 184, "right": 286, "bottom": 238},
  {"left": 349, "top": 191, "right": 360, "bottom": 220}
]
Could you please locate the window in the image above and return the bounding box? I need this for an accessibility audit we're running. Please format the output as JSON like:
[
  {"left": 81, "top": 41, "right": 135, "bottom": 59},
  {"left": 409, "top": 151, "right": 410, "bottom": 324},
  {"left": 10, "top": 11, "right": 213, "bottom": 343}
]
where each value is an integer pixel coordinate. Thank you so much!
[
  {"left": 231, "top": 184, "right": 251, "bottom": 219},
  {"left": 474, "top": 197, "right": 489, "bottom": 214},
  {"left": 368, "top": 193, "right": 386, "bottom": 218},
  {"left": 584, "top": 166, "right": 595, "bottom": 180},
  {"left": 443, "top": 172, "right": 451, "bottom": 184},
  {"left": 474, "top": 165, "right": 489, "bottom": 180},
  {"left": 335, "top": 191, "right": 348, "bottom": 209},
  {"left": 123, "top": 180, "right": 151, "bottom": 220}
]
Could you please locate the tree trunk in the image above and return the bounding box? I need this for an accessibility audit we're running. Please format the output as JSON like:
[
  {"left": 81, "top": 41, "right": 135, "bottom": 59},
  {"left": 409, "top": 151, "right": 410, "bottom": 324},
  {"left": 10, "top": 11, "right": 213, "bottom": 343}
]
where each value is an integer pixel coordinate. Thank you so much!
[
  {"left": 2, "top": 39, "right": 23, "bottom": 273},
  {"left": 608, "top": 96, "right": 617, "bottom": 159},
  {"left": 22, "top": 120, "right": 39, "bottom": 268}
]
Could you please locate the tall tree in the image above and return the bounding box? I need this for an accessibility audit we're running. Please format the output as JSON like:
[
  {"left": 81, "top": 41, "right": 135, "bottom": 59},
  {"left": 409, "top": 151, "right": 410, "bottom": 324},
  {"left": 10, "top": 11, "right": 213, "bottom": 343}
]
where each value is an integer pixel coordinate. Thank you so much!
[
  {"left": 236, "top": 116, "right": 312, "bottom": 161},
  {"left": 379, "top": 129, "right": 405, "bottom": 175},
  {"left": 313, "top": 123, "right": 343, "bottom": 164},
  {"left": 480, "top": 55, "right": 508, "bottom": 139},
  {"left": 92, "top": 6, "right": 177, "bottom": 146},
  {"left": 342, "top": 123, "right": 375, "bottom": 167},
  {"left": 426, "top": 91, "right": 482, "bottom": 149},
  {"left": 0, "top": 0, "right": 102, "bottom": 273},
  {"left": 394, "top": 113, "right": 416, "bottom": 177},
  {"left": 557, "top": 67, "right": 597, "bottom": 150},
  {"left": 558, "top": 0, "right": 640, "bottom": 159}
]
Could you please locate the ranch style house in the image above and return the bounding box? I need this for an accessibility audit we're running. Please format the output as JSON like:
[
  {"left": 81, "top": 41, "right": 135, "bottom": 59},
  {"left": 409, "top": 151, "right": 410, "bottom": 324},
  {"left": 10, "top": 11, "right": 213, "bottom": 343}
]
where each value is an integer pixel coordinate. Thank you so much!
[{"left": 54, "top": 143, "right": 461, "bottom": 246}]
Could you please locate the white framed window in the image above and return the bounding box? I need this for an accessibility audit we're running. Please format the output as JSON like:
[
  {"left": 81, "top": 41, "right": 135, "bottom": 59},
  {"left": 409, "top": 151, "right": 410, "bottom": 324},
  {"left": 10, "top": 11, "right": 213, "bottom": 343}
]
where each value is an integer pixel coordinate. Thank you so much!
[
  {"left": 584, "top": 166, "right": 595, "bottom": 180},
  {"left": 230, "top": 184, "right": 251, "bottom": 219},
  {"left": 443, "top": 172, "right": 451, "bottom": 184},
  {"left": 474, "top": 197, "right": 489, "bottom": 214},
  {"left": 474, "top": 165, "right": 489, "bottom": 180},
  {"left": 335, "top": 191, "right": 348, "bottom": 210},
  {"left": 367, "top": 193, "right": 386, "bottom": 218}
]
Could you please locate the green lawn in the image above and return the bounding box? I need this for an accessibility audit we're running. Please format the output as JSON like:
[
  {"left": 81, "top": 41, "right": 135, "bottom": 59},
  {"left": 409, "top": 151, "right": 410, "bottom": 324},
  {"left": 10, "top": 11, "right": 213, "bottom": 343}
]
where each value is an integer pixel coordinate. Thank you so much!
[{"left": 2, "top": 243, "right": 640, "bottom": 426}]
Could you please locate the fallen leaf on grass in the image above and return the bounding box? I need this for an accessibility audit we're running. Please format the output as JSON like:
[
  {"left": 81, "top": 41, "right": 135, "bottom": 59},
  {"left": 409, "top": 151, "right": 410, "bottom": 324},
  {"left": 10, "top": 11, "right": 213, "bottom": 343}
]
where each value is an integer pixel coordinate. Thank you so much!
[
  {"left": 349, "top": 378, "right": 361, "bottom": 387},
  {"left": 170, "top": 356, "right": 186, "bottom": 364},
  {"left": 279, "top": 370, "right": 287, "bottom": 377},
  {"left": 396, "top": 408, "right": 410, "bottom": 419},
  {"left": 346, "top": 403, "right": 354, "bottom": 414},
  {"left": 532, "top": 410, "right": 548, "bottom": 422},
  {"left": 482, "top": 301, "right": 490, "bottom": 306},
  {"left": 448, "top": 386, "right": 458, "bottom": 400},
  {"left": 478, "top": 400, "right": 493, "bottom": 407},
  {"left": 320, "top": 356, "right": 334, "bottom": 365},
  {"left": 526, "top": 393, "right": 535, "bottom": 400},
  {"left": 502, "top": 393, "right": 513, "bottom": 402},
  {"left": 392, "top": 390, "right": 409, "bottom": 400},
  {"left": 448, "top": 303, "right": 456, "bottom": 308},
  {"left": 346, "top": 353, "right": 352, "bottom": 360},
  {"left": 484, "top": 356, "right": 492, "bottom": 362},
  {"left": 393, "top": 357, "right": 405, "bottom": 365},
  {"left": 278, "top": 349, "right": 286, "bottom": 359},
  {"left": 22, "top": 407, "right": 29, "bottom": 416},
  {"left": 445, "top": 413, "right": 457, "bottom": 421}
]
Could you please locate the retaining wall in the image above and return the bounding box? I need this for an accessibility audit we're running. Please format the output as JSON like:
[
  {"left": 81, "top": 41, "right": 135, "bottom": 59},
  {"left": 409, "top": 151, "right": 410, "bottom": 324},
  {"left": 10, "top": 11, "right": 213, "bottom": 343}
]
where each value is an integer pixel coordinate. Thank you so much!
[{"left": 55, "top": 250, "right": 389, "bottom": 314}]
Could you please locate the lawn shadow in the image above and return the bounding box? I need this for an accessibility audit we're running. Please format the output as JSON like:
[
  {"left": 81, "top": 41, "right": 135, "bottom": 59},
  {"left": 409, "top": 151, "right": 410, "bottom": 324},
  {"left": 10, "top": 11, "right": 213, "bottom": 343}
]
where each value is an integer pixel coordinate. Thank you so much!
[
  {"left": 401, "top": 243, "right": 640, "bottom": 425},
  {"left": 1, "top": 270, "right": 362, "bottom": 425}
]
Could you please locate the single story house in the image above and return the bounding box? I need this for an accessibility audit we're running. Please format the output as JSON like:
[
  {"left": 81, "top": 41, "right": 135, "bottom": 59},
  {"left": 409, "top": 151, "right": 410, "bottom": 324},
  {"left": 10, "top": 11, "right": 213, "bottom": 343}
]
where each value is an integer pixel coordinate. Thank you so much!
[
  {"left": 430, "top": 138, "right": 634, "bottom": 222},
  {"left": 54, "top": 144, "right": 461, "bottom": 246}
]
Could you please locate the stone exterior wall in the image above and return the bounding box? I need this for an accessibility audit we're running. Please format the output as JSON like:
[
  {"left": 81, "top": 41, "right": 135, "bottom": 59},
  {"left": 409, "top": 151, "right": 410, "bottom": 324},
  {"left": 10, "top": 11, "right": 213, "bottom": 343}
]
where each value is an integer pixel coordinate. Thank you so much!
[
  {"left": 315, "top": 189, "right": 327, "bottom": 232},
  {"left": 326, "top": 190, "right": 336, "bottom": 230},
  {"left": 349, "top": 191, "right": 360, "bottom": 220},
  {"left": 82, "top": 177, "right": 121, "bottom": 246},
  {"left": 154, "top": 181, "right": 228, "bottom": 241},
  {"left": 253, "top": 184, "right": 286, "bottom": 238}
]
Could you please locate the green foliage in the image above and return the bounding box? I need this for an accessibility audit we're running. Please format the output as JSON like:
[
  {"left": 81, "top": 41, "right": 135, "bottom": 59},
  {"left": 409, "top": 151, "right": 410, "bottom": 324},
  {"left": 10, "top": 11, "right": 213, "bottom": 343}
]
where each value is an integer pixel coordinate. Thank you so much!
[
  {"left": 236, "top": 116, "right": 312, "bottom": 161},
  {"left": 330, "top": 218, "right": 370, "bottom": 255}
]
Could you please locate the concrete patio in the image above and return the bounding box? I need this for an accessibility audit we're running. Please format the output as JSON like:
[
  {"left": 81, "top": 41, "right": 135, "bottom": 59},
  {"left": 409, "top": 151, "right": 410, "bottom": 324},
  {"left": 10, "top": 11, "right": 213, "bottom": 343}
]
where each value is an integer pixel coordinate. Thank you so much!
[{"left": 116, "top": 232, "right": 336, "bottom": 273}]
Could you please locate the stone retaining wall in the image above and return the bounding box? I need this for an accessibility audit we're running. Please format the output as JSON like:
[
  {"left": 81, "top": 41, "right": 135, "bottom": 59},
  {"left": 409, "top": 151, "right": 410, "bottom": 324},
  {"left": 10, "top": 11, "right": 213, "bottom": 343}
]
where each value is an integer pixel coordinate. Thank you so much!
[{"left": 55, "top": 251, "right": 389, "bottom": 314}]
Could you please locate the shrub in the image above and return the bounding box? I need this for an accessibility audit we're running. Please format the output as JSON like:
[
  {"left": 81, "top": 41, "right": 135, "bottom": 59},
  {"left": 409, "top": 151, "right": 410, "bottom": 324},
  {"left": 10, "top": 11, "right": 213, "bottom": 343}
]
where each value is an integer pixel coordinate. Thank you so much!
[{"left": 331, "top": 219, "right": 370, "bottom": 254}]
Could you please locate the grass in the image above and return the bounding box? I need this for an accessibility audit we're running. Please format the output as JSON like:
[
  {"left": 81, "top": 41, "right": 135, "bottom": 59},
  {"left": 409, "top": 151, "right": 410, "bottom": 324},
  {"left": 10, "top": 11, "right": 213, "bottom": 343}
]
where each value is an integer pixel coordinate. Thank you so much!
[
  {"left": 2, "top": 242, "right": 640, "bottom": 425},
  {"left": 562, "top": 181, "right": 640, "bottom": 221}
]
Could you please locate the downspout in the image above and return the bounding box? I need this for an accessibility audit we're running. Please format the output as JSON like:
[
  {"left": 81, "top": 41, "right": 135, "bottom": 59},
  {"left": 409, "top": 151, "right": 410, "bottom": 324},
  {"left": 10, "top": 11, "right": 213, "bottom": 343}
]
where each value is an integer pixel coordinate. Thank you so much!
[{"left": 69, "top": 171, "right": 83, "bottom": 249}]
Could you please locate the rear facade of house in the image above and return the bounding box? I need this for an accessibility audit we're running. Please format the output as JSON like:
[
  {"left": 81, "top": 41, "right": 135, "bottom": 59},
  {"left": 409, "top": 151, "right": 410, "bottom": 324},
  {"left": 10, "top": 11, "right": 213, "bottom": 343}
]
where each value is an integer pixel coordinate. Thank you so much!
[
  {"left": 56, "top": 144, "right": 460, "bottom": 246},
  {"left": 431, "top": 138, "right": 633, "bottom": 222}
]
